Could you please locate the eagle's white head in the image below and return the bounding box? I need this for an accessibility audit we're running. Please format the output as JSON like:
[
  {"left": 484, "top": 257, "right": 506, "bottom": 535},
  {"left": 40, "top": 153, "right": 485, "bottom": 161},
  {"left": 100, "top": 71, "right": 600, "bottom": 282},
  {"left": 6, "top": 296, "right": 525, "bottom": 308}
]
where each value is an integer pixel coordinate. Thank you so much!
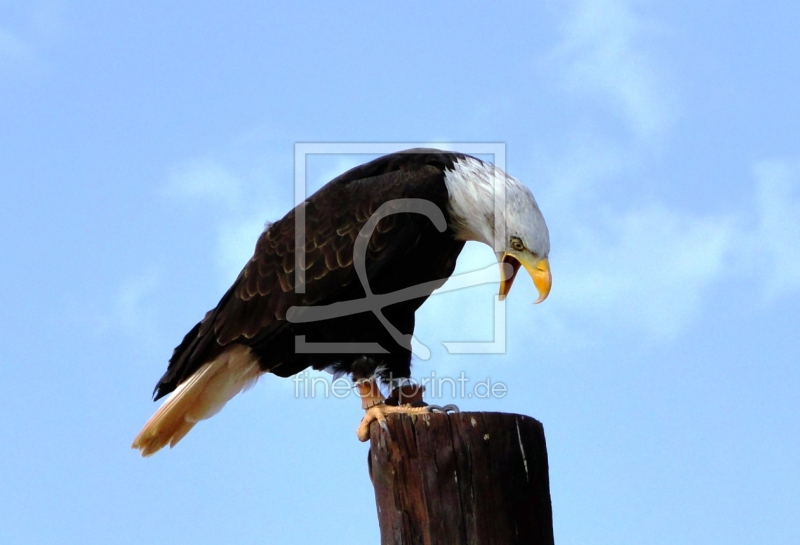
[{"left": 443, "top": 155, "right": 552, "bottom": 303}]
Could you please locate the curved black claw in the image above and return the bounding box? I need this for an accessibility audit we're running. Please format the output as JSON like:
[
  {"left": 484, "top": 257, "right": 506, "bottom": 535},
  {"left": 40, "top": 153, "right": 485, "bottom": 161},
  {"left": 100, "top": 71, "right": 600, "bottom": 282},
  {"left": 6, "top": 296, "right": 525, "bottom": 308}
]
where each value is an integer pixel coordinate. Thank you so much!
[{"left": 427, "top": 404, "right": 460, "bottom": 414}]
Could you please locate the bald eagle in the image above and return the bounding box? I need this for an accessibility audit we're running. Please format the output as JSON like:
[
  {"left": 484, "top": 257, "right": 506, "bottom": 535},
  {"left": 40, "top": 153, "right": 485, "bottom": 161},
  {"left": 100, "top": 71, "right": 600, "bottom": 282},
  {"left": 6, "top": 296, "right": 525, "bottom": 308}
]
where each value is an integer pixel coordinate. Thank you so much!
[{"left": 132, "top": 149, "right": 551, "bottom": 456}]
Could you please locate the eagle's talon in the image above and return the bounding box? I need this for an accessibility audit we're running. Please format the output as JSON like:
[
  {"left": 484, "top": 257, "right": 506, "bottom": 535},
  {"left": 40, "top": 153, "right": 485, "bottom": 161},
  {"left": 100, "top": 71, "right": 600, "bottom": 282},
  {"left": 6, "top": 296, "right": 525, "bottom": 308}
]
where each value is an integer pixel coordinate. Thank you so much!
[
  {"left": 425, "top": 403, "right": 460, "bottom": 414},
  {"left": 357, "top": 402, "right": 432, "bottom": 441}
]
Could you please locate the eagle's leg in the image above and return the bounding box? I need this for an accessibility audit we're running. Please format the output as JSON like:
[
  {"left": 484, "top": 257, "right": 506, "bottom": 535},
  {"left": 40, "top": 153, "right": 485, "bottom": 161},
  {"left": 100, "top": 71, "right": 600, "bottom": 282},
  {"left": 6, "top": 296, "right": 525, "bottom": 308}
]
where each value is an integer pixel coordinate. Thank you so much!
[{"left": 355, "top": 378, "right": 431, "bottom": 442}]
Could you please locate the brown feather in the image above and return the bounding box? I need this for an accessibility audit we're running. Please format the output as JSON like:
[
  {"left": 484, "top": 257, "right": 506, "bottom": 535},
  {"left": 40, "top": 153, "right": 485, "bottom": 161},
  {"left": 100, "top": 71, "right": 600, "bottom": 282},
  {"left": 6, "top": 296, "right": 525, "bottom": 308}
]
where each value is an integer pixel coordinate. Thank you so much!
[{"left": 143, "top": 149, "right": 468, "bottom": 446}]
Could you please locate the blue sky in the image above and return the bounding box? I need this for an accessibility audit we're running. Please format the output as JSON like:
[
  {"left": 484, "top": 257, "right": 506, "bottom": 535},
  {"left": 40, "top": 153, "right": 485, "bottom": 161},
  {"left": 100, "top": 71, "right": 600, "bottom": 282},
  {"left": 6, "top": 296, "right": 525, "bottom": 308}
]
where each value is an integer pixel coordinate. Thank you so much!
[{"left": 2, "top": 1, "right": 799, "bottom": 543}]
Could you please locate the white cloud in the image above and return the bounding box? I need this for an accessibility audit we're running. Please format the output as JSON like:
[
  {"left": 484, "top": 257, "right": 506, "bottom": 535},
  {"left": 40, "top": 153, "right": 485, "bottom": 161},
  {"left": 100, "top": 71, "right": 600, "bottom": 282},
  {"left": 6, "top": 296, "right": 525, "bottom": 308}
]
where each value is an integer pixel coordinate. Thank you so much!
[
  {"left": 535, "top": 135, "right": 632, "bottom": 213},
  {"left": 163, "top": 158, "right": 243, "bottom": 209},
  {"left": 161, "top": 154, "right": 292, "bottom": 289},
  {"left": 751, "top": 159, "right": 800, "bottom": 298},
  {"left": 215, "top": 216, "right": 268, "bottom": 286},
  {"left": 523, "top": 0, "right": 743, "bottom": 344},
  {"left": 547, "top": 0, "right": 674, "bottom": 141},
  {"left": 524, "top": 156, "right": 800, "bottom": 344},
  {"left": 418, "top": 201, "right": 737, "bottom": 349},
  {"left": 555, "top": 204, "right": 736, "bottom": 340},
  {"left": 119, "top": 273, "right": 157, "bottom": 323},
  {"left": 108, "top": 268, "right": 162, "bottom": 339}
]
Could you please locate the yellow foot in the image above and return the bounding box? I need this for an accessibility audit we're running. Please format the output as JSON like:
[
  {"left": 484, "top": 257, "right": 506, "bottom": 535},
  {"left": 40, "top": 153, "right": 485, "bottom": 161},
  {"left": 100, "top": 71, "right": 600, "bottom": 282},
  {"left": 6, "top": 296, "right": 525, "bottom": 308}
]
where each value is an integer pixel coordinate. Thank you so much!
[{"left": 356, "top": 403, "right": 431, "bottom": 442}]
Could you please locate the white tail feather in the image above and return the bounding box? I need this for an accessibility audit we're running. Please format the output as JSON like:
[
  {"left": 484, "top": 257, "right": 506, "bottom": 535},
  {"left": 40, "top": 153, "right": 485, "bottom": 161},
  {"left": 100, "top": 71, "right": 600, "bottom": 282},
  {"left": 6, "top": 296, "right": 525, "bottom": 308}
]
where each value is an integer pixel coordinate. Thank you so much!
[{"left": 132, "top": 345, "right": 263, "bottom": 457}]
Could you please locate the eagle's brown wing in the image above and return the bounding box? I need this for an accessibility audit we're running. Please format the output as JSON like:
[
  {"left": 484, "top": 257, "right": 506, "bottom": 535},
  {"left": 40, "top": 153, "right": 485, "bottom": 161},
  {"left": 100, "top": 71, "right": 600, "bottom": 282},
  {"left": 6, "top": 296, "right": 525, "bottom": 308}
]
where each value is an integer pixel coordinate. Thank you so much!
[{"left": 152, "top": 160, "right": 453, "bottom": 400}]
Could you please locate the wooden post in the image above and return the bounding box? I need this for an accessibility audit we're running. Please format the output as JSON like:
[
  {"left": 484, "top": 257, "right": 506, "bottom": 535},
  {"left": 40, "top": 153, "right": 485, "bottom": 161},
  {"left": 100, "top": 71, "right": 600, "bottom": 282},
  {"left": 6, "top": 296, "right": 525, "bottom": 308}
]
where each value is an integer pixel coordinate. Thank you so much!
[{"left": 368, "top": 412, "right": 554, "bottom": 545}]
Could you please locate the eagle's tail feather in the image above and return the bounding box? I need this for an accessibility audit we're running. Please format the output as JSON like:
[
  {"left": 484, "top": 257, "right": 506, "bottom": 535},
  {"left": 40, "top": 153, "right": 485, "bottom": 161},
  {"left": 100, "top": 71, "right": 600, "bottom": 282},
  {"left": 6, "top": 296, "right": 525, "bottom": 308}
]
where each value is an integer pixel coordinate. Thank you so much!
[{"left": 132, "top": 345, "right": 263, "bottom": 457}]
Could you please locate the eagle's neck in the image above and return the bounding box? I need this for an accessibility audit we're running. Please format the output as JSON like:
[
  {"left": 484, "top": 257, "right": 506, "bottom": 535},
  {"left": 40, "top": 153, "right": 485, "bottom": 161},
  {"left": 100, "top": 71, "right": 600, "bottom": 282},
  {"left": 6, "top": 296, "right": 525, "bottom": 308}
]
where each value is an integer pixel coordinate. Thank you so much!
[{"left": 442, "top": 156, "right": 519, "bottom": 246}]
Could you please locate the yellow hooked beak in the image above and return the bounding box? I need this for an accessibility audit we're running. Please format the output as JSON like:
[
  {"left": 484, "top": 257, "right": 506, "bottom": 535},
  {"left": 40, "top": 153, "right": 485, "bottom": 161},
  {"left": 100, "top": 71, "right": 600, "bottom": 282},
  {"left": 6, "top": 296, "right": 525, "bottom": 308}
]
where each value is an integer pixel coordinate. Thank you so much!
[{"left": 499, "top": 253, "right": 551, "bottom": 304}]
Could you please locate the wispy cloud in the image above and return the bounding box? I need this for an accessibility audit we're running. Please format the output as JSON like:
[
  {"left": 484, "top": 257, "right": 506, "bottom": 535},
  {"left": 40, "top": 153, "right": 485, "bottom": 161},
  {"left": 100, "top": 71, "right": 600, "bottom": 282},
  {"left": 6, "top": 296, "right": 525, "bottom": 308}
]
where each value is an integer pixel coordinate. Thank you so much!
[
  {"left": 215, "top": 216, "right": 269, "bottom": 285},
  {"left": 531, "top": 0, "right": 702, "bottom": 341},
  {"left": 115, "top": 269, "right": 161, "bottom": 334},
  {"left": 522, "top": 1, "right": 799, "bottom": 344},
  {"left": 749, "top": 159, "right": 800, "bottom": 298},
  {"left": 69, "top": 267, "right": 165, "bottom": 353},
  {"left": 163, "top": 158, "right": 244, "bottom": 209},
  {"left": 161, "top": 153, "right": 290, "bottom": 288},
  {"left": 530, "top": 156, "right": 800, "bottom": 344},
  {"left": 546, "top": 0, "right": 674, "bottom": 142},
  {"left": 415, "top": 202, "right": 738, "bottom": 351},
  {"left": 554, "top": 205, "right": 736, "bottom": 340}
]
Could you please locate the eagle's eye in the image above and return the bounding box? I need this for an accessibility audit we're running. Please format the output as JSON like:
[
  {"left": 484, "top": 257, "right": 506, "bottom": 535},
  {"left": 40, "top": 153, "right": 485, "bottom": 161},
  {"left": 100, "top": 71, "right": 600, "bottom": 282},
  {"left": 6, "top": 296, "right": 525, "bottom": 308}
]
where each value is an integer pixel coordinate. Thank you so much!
[{"left": 510, "top": 237, "right": 525, "bottom": 252}]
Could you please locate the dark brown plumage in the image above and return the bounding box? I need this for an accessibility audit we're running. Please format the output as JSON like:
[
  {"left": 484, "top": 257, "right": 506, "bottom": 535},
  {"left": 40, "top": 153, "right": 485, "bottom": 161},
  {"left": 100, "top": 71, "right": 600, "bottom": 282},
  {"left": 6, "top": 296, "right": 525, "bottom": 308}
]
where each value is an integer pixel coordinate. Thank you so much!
[
  {"left": 153, "top": 149, "right": 467, "bottom": 401},
  {"left": 133, "top": 148, "right": 552, "bottom": 455}
]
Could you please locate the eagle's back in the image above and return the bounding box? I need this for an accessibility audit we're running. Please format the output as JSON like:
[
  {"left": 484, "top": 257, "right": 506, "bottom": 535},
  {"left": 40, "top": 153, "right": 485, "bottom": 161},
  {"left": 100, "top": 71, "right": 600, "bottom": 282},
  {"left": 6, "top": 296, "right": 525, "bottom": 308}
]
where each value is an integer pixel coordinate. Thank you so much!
[{"left": 153, "top": 150, "right": 466, "bottom": 400}]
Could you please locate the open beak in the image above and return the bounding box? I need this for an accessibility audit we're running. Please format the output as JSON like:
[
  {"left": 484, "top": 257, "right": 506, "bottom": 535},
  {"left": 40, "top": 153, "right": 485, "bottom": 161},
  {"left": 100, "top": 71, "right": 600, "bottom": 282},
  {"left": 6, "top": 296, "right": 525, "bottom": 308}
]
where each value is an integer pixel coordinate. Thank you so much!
[{"left": 499, "top": 253, "right": 551, "bottom": 304}]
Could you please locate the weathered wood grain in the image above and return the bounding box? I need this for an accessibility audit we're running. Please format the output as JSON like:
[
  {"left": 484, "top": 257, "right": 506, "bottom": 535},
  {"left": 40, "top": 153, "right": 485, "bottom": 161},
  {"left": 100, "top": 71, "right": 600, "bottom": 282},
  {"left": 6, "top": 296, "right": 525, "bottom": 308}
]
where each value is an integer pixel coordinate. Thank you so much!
[{"left": 369, "top": 412, "right": 554, "bottom": 545}]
